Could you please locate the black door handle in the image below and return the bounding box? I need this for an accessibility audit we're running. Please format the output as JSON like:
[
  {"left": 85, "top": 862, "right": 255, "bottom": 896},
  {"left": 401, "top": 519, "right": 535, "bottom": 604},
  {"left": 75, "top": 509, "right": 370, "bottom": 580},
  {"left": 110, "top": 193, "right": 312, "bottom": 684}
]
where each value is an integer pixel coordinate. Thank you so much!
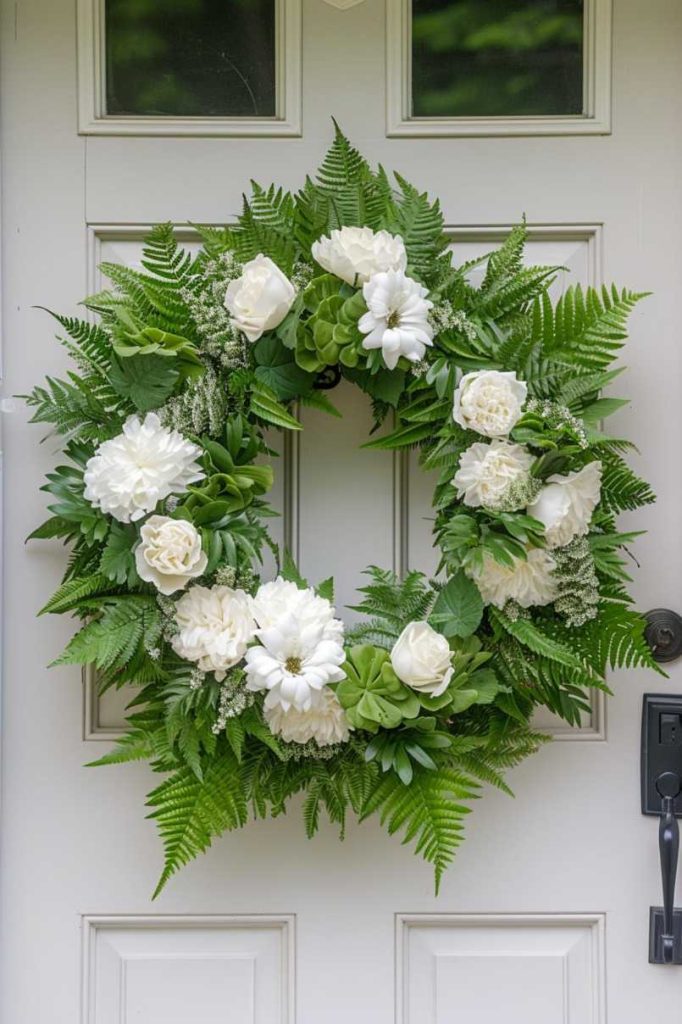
[{"left": 649, "top": 771, "right": 682, "bottom": 964}]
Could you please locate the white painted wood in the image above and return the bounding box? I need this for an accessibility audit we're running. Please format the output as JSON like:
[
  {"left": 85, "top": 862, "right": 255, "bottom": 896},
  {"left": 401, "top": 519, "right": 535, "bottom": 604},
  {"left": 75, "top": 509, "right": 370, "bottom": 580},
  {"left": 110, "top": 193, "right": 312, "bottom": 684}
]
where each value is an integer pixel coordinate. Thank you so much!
[
  {"left": 386, "top": 0, "right": 613, "bottom": 137},
  {"left": 77, "top": 0, "right": 303, "bottom": 136},
  {"left": 2, "top": 1, "right": 682, "bottom": 1022}
]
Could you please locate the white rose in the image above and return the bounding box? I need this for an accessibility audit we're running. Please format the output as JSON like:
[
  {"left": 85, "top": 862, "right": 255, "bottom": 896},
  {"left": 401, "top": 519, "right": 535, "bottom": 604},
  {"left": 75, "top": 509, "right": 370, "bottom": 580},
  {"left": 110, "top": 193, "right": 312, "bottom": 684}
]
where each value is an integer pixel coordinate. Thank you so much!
[
  {"left": 172, "top": 585, "right": 255, "bottom": 680},
  {"left": 134, "top": 515, "right": 208, "bottom": 595},
  {"left": 466, "top": 547, "right": 557, "bottom": 609},
  {"left": 390, "top": 621, "right": 454, "bottom": 697},
  {"left": 224, "top": 254, "right": 296, "bottom": 343},
  {"left": 528, "top": 461, "right": 602, "bottom": 549},
  {"left": 453, "top": 439, "right": 534, "bottom": 508},
  {"left": 311, "top": 226, "right": 407, "bottom": 286},
  {"left": 453, "top": 370, "right": 527, "bottom": 438}
]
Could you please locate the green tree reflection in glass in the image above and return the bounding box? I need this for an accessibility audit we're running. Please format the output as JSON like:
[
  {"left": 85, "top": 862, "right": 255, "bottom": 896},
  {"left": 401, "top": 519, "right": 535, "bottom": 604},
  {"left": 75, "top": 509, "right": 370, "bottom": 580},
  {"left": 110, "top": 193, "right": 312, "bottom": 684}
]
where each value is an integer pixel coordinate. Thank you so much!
[
  {"left": 105, "top": 0, "right": 276, "bottom": 117},
  {"left": 412, "top": 0, "right": 584, "bottom": 118}
]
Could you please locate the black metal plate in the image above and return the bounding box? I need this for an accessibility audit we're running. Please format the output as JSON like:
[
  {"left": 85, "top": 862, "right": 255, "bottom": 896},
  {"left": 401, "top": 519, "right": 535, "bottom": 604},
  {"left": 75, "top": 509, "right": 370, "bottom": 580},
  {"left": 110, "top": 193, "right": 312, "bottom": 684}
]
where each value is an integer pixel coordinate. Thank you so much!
[
  {"left": 649, "top": 907, "right": 682, "bottom": 964},
  {"left": 641, "top": 694, "right": 682, "bottom": 816}
]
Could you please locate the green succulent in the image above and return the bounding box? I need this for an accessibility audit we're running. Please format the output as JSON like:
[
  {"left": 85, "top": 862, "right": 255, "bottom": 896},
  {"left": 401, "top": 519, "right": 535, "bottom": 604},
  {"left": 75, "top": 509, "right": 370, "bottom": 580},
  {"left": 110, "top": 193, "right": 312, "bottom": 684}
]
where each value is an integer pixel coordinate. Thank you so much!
[
  {"left": 336, "top": 644, "right": 420, "bottom": 731},
  {"left": 364, "top": 717, "right": 454, "bottom": 785},
  {"left": 294, "top": 274, "right": 366, "bottom": 372}
]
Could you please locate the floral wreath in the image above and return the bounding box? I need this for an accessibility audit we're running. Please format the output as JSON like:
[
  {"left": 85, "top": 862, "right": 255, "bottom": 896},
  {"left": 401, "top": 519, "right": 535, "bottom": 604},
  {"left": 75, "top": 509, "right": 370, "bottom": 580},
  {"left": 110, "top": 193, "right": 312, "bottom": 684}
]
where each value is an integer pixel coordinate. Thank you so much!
[{"left": 28, "top": 127, "right": 660, "bottom": 895}]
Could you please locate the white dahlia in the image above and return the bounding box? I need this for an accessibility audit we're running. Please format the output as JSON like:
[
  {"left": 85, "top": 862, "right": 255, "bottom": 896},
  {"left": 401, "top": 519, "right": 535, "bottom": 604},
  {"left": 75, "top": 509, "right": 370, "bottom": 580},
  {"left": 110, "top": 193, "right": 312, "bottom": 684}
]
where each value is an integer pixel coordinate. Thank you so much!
[
  {"left": 453, "top": 370, "right": 527, "bottom": 438},
  {"left": 172, "top": 585, "right": 255, "bottom": 680},
  {"left": 453, "top": 439, "right": 534, "bottom": 509},
  {"left": 83, "top": 413, "right": 204, "bottom": 523},
  {"left": 264, "top": 686, "right": 350, "bottom": 747},
  {"left": 527, "top": 461, "right": 602, "bottom": 549},
  {"left": 245, "top": 611, "right": 346, "bottom": 712},
  {"left": 359, "top": 269, "right": 434, "bottom": 370},
  {"left": 135, "top": 515, "right": 208, "bottom": 595},
  {"left": 467, "top": 547, "right": 557, "bottom": 609},
  {"left": 250, "top": 577, "right": 344, "bottom": 644},
  {"left": 311, "top": 226, "right": 407, "bottom": 286}
]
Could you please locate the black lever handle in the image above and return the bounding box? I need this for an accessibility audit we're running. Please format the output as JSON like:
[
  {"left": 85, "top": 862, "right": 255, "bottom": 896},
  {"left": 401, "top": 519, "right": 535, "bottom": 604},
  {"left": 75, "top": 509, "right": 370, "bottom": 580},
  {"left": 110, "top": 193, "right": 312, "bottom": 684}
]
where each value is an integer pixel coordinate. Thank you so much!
[
  {"left": 659, "top": 792, "right": 680, "bottom": 963},
  {"left": 649, "top": 771, "right": 682, "bottom": 964}
]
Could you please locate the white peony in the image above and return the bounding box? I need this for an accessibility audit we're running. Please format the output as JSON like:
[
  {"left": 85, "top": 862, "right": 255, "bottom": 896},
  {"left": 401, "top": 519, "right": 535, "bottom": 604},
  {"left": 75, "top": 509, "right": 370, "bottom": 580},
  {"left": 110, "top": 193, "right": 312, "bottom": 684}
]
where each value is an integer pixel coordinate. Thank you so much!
[
  {"left": 264, "top": 686, "right": 351, "bottom": 747},
  {"left": 466, "top": 547, "right": 557, "bottom": 610},
  {"left": 358, "top": 269, "right": 434, "bottom": 370},
  {"left": 244, "top": 585, "right": 346, "bottom": 711},
  {"left": 528, "top": 461, "right": 602, "bottom": 549},
  {"left": 172, "top": 585, "right": 255, "bottom": 680},
  {"left": 390, "top": 621, "right": 454, "bottom": 697},
  {"left": 453, "top": 370, "right": 527, "bottom": 438},
  {"left": 453, "top": 439, "right": 534, "bottom": 508},
  {"left": 250, "top": 577, "right": 343, "bottom": 644},
  {"left": 134, "top": 515, "right": 207, "bottom": 595},
  {"left": 83, "top": 413, "right": 204, "bottom": 524},
  {"left": 311, "top": 226, "right": 407, "bottom": 286},
  {"left": 224, "top": 254, "right": 296, "bottom": 343}
]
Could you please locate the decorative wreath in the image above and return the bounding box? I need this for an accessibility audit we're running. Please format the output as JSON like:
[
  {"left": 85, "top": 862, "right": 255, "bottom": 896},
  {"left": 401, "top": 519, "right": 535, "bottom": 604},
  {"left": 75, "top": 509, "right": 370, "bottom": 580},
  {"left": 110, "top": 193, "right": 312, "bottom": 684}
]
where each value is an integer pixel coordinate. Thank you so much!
[{"left": 29, "top": 126, "right": 660, "bottom": 895}]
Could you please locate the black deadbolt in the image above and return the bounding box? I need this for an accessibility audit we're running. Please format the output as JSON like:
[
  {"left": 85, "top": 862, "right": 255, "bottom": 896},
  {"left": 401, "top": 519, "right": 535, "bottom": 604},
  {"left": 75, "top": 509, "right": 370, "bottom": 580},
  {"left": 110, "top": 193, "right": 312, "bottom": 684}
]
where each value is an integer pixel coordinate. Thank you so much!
[{"left": 645, "top": 609, "right": 682, "bottom": 663}]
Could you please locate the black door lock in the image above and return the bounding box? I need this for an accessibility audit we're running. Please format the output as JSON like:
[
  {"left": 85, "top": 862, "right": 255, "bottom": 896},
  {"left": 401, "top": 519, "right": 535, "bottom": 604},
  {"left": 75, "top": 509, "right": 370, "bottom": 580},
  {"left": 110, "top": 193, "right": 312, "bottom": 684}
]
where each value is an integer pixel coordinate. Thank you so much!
[{"left": 642, "top": 696, "right": 682, "bottom": 964}]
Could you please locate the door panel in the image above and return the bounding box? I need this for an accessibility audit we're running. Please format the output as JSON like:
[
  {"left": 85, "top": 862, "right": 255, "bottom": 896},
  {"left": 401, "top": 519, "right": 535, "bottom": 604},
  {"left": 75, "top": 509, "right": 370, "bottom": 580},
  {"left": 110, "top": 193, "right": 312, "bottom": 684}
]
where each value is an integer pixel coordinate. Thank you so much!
[{"left": 2, "top": 1, "right": 682, "bottom": 1021}]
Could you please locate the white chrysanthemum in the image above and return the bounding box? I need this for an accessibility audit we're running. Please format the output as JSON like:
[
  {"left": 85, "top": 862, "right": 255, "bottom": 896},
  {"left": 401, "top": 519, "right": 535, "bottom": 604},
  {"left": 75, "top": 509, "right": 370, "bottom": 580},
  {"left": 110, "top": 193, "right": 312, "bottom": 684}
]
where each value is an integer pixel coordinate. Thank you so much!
[
  {"left": 311, "top": 226, "right": 407, "bottom": 286},
  {"left": 172, "top": 585, "right": 255, "bottom": 680},
  {"left": 250, "top": 577, "right": 344, "bottom": 644},
  {"left": 453, "top": 370, "right": 527, "bottom": 438},
  {"left": 359, "top": 269, "right": 434, "bottom": 370},
  {"left": 467, "top": 547, "right": 558, "bottom": 609},
  {"left": 528, "top": 461, "right": 602, "bottom": 548},
  {"left": 83, "top": 413, "right": 204, "bottom": 523},
  {"left": 135, "top": 515, "right": 208, "bottom": 595},
  {"left": 264, "top": 686, "right": 351, "bottom": 747},
  {"left": 245, "top": 603, "right": 346, "bottom": 712},
  {"left": 453, "top": 440, "right": 534, "bottom": 508}
]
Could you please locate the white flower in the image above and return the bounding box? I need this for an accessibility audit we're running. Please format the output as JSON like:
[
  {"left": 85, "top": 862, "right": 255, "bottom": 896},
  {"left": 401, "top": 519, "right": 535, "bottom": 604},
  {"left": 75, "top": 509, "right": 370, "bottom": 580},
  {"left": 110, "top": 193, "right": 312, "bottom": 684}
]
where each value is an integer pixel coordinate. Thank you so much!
[
  {"left": 83, "top": 413, "right": 204, "bottom": 523},
  {"left": 311, "top": 226, "right": 407, "bottom": 286},
  {"left": 453, "top": 440, "right": 534, "bottom": 509},
  {"left": 528, "top": 461, "right": 602, "bottom": 549},
  {"left": 224, "top": 254, "right": 296, "bottom": 343},
  {"left": 244, "top": 584, "right": 346, "bottom": 712},
  {"left": 134, "top": 515, "right": 207, "bottom": 595},
  {"left": 264, "top": 686, "right": 350, "bottom": 747},
  {"left": 358, "top": 269, "right": 434, "bottom": 370},
  {"left": 172, "top": 585, "right": 255, "bottom": 680},
  {"left": 466, "top": 547, "right": 557, "bottom": 609},
  {"left": 453, "top": 370, "right": 527, "bottom": 438},
  {"left": 250, "top": 577, "right": 344, "bottom": 644},
  {"left": 390, "top": 621, "right": 454, "bottom": 697}
]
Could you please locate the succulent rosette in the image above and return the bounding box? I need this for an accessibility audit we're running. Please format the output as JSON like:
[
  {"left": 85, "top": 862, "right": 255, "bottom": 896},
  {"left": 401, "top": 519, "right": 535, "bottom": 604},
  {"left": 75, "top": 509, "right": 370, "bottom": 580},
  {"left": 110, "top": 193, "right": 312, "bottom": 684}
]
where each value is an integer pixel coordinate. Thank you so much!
[{"left": 28, "top": 126, "right": 658, "bottom": 896}]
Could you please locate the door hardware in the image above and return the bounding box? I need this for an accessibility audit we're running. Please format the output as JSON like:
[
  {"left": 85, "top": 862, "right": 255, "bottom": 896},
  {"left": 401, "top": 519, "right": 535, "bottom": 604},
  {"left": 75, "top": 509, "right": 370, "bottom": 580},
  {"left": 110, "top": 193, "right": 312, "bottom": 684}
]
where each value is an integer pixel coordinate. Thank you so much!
[
  {"left": 644, "top": 609, "right": 682, "bottom": 663},
  {"left": 641, "top": 695, "right": 682, "bottom": 816}
]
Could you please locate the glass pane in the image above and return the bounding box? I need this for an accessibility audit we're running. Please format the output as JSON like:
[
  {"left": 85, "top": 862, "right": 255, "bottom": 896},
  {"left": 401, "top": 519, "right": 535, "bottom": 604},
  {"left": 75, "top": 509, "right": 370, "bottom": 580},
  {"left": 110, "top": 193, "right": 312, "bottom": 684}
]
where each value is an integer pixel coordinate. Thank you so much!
[
  {"left": 105, "top": 0, "right": 276, "bottom": 118},
  {"left": 411, "top": 0, "right": 584, "bottom": 118}
]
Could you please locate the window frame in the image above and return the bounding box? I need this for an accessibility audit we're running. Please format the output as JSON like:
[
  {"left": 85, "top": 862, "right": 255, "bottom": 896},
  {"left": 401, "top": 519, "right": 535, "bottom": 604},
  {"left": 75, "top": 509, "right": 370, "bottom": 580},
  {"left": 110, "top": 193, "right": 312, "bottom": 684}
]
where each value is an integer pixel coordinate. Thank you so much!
[
  {"left": 386, "top": 0, "right": 612, "bottom": 137},
  {"left": 77, "top": 0, "right": 302, "bottom": 137}
]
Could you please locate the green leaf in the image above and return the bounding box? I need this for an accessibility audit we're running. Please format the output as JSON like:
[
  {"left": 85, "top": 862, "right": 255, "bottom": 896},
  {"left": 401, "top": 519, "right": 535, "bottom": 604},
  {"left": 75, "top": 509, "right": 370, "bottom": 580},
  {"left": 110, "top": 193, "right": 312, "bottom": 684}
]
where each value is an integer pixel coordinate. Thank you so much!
[
  {"left": 429, "top": 572, "right": 483, "bottom": 638},
  {"left": 253, "top": 335, "right": 315, "bottom": 401},
  {"left": 316, "top": 576, "right": 334, "bottom": 602},
  {"left": 39, "top": 572, "right": 112, "bottom": 615},
  {"left": 250, "top": 381, "right": 302, "bottom": 431},
  {"left": 109, "top": 354, "right": 180, "bottom": 412},
  {"left": 99, "top": 522, "right": 140, "bottom": 586}
]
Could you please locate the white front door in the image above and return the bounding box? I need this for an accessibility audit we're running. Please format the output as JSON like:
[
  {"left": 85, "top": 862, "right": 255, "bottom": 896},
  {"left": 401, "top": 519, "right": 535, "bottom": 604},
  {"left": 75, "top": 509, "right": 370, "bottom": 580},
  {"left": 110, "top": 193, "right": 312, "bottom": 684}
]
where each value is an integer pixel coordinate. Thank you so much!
[{"left": 2, "top": 1, "right": 682, "bottom": 1021}]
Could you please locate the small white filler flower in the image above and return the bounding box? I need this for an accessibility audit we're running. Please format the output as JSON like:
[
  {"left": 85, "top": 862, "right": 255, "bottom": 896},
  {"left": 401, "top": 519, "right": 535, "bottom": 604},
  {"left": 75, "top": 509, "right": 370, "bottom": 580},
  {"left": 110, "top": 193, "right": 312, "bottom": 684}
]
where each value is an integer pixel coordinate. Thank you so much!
[{"left": 358, "top": 269, "right": 434, "bottom": 370}]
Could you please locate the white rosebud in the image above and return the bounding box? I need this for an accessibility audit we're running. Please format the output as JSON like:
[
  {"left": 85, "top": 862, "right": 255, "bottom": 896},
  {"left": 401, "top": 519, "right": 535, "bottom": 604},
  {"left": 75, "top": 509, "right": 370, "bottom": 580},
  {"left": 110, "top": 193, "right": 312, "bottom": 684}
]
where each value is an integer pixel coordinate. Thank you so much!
[
  {"left": 311, "top": 226, "right": 407, "bottom": 286},
  {"left": 172, "top": 585, "right": 256, "bottom": 681},
  {"left": 527, "top": 461, "right": 602, "bottom": 549},
  {"left": 453, "top": 370, "right": 527, "bottom": 438},
  {"left": 453, "top": 439, "right": 534, "bottom": 508},
  {"left": 224, "top": 254, "right": 296, "bottom": 343},
  {"left": 390, "top": 621, "right": 454, "bottom": 697},
  {"left": 359, "top": 269, "right": 434, "bottom": 370},
  {"left": 134, "top": 515, "right": 207, "bottom": 595},
  {"left": 466, "top": 547, "right": 557, "bottom": 610},
  {"left": 83, "top": 413, "right": 204, "bottom": 524},
  {"left": 264, "top": 686, "right": 351, "bottom": 747}
]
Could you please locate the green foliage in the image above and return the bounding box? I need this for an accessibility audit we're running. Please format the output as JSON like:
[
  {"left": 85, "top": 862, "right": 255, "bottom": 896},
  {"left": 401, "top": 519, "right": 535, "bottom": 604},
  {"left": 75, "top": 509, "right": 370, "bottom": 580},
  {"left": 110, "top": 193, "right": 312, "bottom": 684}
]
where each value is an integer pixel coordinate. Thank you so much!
[
  {"left": 429, "top": 571, "right": 483, "bottom": 637},
  {"left": 347, "top": 568, "right": 435, "bottom": 647},
  {"left": 337, "top": 645, "right": 421, "bottom": 731}
]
